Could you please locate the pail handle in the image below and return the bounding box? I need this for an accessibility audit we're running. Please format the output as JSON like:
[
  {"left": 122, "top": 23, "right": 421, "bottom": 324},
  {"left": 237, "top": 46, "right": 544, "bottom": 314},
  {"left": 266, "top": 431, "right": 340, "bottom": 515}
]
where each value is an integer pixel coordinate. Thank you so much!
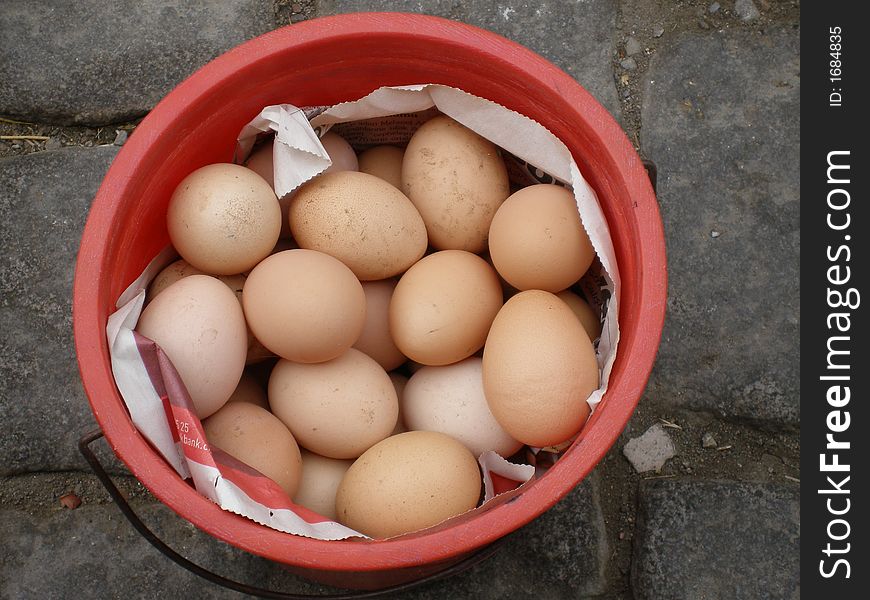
[
  {"left": 642, "top": 159, "right": 657, "bottom": 193},
  {"left": 79, "top": 429, "right": 507, "bottom": 598}
]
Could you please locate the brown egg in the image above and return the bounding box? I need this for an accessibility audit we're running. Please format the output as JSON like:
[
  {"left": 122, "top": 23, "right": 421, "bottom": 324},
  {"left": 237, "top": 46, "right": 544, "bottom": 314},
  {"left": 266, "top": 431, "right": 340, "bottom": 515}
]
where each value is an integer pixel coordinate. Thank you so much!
[
  {"left": 146, "top": 259, "right": 244, "bottom": 301},
  {"left": 481, "top": 251, "right": 521, "bottom": 301},
  {"left": 244, "top": 139, "right": 296, "bottom": 239},
  {"left": 294, "top": 450, "right": 353, "bottom": 520},
  {"left": 245, "top": 140, "right": 275, "bottom": 188},
  {"left": 555, "top": 290, "right": 602, "bottom": 341},
  {"left": 482, "top": 290, "right": 598, "bottom": 447},
  {"left": 358, "top": 145, "right": 404, "bottom": 189},
  {"left": 402, "top": 115, "right": 510, "bottom": 253},
  {"left": 268, "top": 349, "right": 398, "bottom": 459},
  {"left": 197, "top": 272, "right": 263, "bottom": 360},
  {"left": 137, "top": 275, "right": 247, "bottom": 419},
  {"left": 403, "top": 358, "right": 522, "bottom": 458},
  {"left": 242, "top": 250, "right": 366, "bottom": 364},
  {"left": 146, "top": 259, "right": 276, "bottom": 365},
  {"left": 226, "top": 372, "right": 269, "bottom": 410},
  {"left": 167, "top": 163, "right": 281, "bottom": 275},
  {"left": 353, "top": 279, "right": 407, "bottom": 371},
  {"left": 208, "top": 271, "right": 275, "bottom": 366},
  {"left": 289, "top": 171, "right": 427, "bottom": 280},
  {"left": 488, "top": 184, "right": 595, "bottom": 292},
  {"left": 335, "top": 431, "right": 481, "bottom": 539},
  {"left": 147, "top": 259, "right": 201, "bottom": 301},
  {"left": 203, "top": 402, "right": 302, "bottom": 497},
  {"left": 320, "top": 132, "right": 359, "bottom": 174},
  {"left": 389, "top": 250, "right": 503, "bottom": 366}
]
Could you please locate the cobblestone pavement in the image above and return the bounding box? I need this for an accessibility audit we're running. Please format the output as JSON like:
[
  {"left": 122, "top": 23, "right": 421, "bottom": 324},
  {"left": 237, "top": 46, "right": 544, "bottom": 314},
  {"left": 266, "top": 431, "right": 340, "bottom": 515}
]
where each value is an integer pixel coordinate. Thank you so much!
[{"left": 1, "top": 1, "right": 800, "bottom": 598}]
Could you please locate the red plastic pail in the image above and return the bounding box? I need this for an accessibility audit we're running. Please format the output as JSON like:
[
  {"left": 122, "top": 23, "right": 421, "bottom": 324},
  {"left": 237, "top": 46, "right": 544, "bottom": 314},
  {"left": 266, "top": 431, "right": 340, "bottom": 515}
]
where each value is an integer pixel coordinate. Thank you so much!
[{"left": 73, "top": 13, "right": 666, "bottom": 591}]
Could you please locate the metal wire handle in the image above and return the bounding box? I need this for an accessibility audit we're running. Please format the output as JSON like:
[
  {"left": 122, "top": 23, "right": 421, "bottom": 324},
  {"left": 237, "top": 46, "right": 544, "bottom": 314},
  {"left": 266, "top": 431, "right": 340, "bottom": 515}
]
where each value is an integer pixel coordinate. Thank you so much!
[
  {"left": 642, "top": 159, "right": 658, "bottom": 192},
  {"left": 78, "top": 429, "right": 508, "bottom": 599}
]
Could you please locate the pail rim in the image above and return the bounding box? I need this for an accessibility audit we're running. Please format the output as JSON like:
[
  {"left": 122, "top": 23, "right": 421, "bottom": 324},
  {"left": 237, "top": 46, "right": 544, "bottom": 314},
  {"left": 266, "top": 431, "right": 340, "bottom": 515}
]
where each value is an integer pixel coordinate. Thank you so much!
[{"left": 73, "top": 12, "right": 666, "bottom": 573}]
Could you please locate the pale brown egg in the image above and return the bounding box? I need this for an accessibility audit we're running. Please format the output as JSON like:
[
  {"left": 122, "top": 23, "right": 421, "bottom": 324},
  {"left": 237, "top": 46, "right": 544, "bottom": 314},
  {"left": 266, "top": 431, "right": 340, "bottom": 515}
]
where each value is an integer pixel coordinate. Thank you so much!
[
  {"left": 225, "top": 372, "right": 269, "bottom": 410},
  {"left": 244, "top": 140, "right": 275, "bottom": 188},
  {"left": 321, "top": 132, "right": 359, "bottom": 174},
  {"left": 294, "top": 450, "right": 353, "bottom": 521},
  {"left": 481, "top": 251, "right": 521, "bottom": 301},
  {"left": 488, "top": 184, "right": 595, "bottom": 292},
  {"left": 403, "top": 357, "right": 522, "bottom": 458},
  {"left": 335, "top": 431, "right": 481, "bottom": 539},
  {"left": 268, "top": 349, "right": 398, "bottom": 459},
  {"left": 358, "top": 145, "right": 404, "bottom": 189},
  {"left": 555, "top": 290, "right": 602, "bottom": 341},
  {"left": 203, "top": 402, "right": 302, "bottom": 497},
  {"left": 146, "top": 259, "right": 245, "bottom": 302},
  {"left": 146, "top": 259, "right": 275, "bottom": 365},
  {"left": 389, "top": 250, "right": 503, "bottom": 366},
  {"left": 147, "top": 259, "right": 201, "bottom": 301},
  {"left": 289, "top": 171, "right": 427, "bottom": 280},
  {"left": 137, "top": 275, "right": 247, "bottom": 419},
  {"left": 209, "top": 272, "right": 275, "bottom": 366},
  {"left": 353, "top": 279, "right": 407, "bottom": 371},
  {"left": 402, "top": 115, "right": 509, "bottom": 253},
  {"left": 244, "top": 139, "right": 296, "bottom": 239},
  {"left": 242, "top": 250, "right": 366, "bottom": 364},
  {"left": 167, "top": 163, "right": 281, "bottom": 275},
  {"left": 482, "top": 290, "right": 598, "bottom": 447}
]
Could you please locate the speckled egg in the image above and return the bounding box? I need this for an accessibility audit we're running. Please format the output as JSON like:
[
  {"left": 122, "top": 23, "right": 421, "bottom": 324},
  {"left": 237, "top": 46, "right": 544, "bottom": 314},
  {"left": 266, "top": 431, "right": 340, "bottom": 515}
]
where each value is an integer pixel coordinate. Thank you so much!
[{"left": 335, "top": 431, "right": 481, "bottom": 538}]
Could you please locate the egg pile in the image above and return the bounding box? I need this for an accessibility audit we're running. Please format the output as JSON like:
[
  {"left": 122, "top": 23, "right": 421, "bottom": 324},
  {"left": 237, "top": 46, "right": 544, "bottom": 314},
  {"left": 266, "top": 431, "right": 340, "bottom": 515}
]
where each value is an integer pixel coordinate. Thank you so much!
[{"left": 137, "top": 115, "right": 603, "bottom": 539}]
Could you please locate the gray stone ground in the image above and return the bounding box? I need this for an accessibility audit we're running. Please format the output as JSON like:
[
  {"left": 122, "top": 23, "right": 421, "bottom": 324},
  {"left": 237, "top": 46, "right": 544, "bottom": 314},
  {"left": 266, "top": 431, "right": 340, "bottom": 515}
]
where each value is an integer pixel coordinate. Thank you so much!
[
  {"left": 1, "top": 1, "right": 800, "bottom": 598},
  {"left": 632, "top": 480, "right": 800, "bottom": 600}
]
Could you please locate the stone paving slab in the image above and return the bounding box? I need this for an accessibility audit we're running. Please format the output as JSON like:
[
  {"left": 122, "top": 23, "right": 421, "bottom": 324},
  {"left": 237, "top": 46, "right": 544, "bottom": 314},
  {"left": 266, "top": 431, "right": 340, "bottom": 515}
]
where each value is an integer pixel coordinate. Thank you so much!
[
  {"left": 0, "top": 146, "right": 121, "bottom": 475},
  {"left": 0, "top": 0, "right": 275, "bottom": 125},
  {"left": 632, "top": 480, "right": 799, "bottom": 600},
  {"left": 0, "top": 477, "right": 607, "bottom": 599},
  {"left": 403, "top": 476, "right": 609, "bottom": 599},
  {"left": 319, "top": 0, "right": 620, "bottom": 118},
  {"left": 641, "top": 26, "right": 800, "bottom": 427},
  {"left": 1, "top": 503, "right": 297, "bottom": 600}
]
